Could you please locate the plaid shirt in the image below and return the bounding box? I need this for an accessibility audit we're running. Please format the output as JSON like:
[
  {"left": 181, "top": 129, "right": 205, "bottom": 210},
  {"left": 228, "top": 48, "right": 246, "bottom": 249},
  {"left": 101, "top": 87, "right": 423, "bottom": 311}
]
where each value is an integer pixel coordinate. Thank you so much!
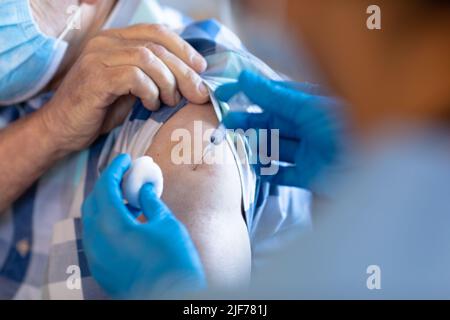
[{"left": 0, "top": 15, "right": 311, "bottom": 299}]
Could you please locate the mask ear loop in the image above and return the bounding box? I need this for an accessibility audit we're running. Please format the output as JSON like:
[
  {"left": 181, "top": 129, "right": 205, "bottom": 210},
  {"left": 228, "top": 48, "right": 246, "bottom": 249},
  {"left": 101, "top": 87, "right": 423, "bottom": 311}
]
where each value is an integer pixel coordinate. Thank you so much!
[
  {"left": 54, "top": 4, "right": 83, "bottom": 48},
  {"left": 0, "top": 2, "right": 82, "bottom": 105}
]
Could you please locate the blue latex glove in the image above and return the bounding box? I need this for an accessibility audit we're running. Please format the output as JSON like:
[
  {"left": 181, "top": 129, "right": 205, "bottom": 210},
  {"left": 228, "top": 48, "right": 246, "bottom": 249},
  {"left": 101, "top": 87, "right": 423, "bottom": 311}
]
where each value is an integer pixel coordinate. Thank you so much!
[
  {"left": 82, "top": 154, "right": 206, "bottom": 299},
  {"left": 215, "top": 70, "right": 346, "bottom": 190}
]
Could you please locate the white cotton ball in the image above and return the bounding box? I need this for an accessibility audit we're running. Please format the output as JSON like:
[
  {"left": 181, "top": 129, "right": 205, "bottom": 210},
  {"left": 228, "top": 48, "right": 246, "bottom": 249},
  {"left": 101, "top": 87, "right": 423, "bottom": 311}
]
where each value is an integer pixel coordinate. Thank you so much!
[{"left": 122, "top": 156, "right": 164, "bottom": 208}]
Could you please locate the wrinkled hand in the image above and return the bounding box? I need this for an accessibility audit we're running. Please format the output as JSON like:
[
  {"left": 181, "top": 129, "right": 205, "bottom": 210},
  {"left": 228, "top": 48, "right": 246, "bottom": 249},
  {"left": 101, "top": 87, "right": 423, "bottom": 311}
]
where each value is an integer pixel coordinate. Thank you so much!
[
  {"left": 215, "top": 71, "right": 346, "bottom": 190},
  {"left": 82, "top": 154, "right": 206, "bottom": 299},
  {"left": 42, "top": 24, "right": 209, "bottom": 152}
]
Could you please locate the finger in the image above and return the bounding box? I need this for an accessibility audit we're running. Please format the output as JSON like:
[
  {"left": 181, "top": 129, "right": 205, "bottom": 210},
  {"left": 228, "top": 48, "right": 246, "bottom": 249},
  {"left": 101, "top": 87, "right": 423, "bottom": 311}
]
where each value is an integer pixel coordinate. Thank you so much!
[
  {"left": 100, "top": 95, "right": 136, "bottom": 134},
  {"left": 96, "top": 154, "right": 137, "bottom": 229},
  {"left": 222, "top": 112, "right": 300, "bottom": 163},
  {"left": 214, "top": 76, "right": 313, "bottom": 103},
  {"left": 274, "top": 81, "right": 327, "bottom": 96},
  {"left": 150, "top": 43, "right": 209, "bottom": 104},
  {"left": 240, "top": 72, "right": 340, "bottom": 129},
  {"left": 222, "top": 111, "right": 259, "bottom": 131},
  {"left": 239, "top": 71, "right": 318, "bottom": 121},
  {"left": 225, "top": 114, "right": 298, "bottom": 163},
  {"left": 215, "top": 78, "right": 324, "bottom": 112},
  {"left": 139, "top": 184, "right": 172, "bottom": 222},
  {"left": 98, "top": 154, "right": 132, "bottom": 208},
  {"left": 102, "top": 24, "right": 207, "bottom": 73},
  {"left": 100, "top": 153, "right": 131, "bottom": 188},
  {"left": 87, "top": 38, "right": 208, "bottom": 105},
  {"left": 222, "top": 112, "right": 299, "bottom": 140},
  {"left": 218, "top": 71, "right": 321, "bottom": 124},
  {"left": 81, "top": 193, "right": 97, "bottom": 219},
  {"left": 101, "top": 47, "right": 180, "bottom": 107},
  {"left": 214, "top": 82, "right": 241, "bottom": 102},
  {"left": 108, "top": 65, "right": 161, "bottom": 111}
]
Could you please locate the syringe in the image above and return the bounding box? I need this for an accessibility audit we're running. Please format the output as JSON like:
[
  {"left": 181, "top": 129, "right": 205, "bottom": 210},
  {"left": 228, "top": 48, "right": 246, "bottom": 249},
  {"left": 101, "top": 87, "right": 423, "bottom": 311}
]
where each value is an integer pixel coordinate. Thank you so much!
[
  {"left": 193, "top": 123, "right": 227, "bottom": 171},
  {"left": 209, "top": 123, "right": 227, "bottom": 146},
  {"left": 192, "top": 83, "right": 262, "bottom": 170},
  {"left": 206, "top": 90, "right": 262, "bottom": 149}
]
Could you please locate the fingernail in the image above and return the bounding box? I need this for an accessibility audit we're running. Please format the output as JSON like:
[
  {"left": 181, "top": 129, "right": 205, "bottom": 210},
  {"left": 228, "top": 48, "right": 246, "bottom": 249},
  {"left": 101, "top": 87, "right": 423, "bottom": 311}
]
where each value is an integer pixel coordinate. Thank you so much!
[
  {"left": 144, "top": 99, "right": 160, "bottom": 111},
  {"left": 198, "top": 82, "right": 209, "bottom": 97}
]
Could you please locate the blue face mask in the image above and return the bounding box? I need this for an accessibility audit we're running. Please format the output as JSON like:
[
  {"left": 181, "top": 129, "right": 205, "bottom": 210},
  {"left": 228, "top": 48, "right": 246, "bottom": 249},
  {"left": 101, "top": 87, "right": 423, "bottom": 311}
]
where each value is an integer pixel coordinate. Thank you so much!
[
  {"left": 0, "top": 0, "right": 166, "bottom": 106},
  {"left": 0, "top": 0, "right": 70, "bottom": 105}
]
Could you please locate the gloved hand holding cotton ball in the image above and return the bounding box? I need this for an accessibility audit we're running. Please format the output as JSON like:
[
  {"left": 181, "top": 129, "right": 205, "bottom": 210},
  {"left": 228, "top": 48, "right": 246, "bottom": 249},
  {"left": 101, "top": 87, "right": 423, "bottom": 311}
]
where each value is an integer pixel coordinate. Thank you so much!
[{"left": 122, "top": 156, "right": 164, "bottom": 209}]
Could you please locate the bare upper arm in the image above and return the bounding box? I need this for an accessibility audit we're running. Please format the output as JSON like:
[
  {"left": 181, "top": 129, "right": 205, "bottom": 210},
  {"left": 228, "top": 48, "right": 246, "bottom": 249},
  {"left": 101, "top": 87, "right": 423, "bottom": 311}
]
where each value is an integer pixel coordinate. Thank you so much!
[{"left": 145, "top": 102, "right": 251, "bottom": 289}]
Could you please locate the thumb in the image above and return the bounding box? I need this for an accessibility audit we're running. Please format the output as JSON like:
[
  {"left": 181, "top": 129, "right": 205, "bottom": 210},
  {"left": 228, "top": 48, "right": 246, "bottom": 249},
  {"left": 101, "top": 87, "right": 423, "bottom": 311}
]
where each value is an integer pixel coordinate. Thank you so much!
[{"left": 139, "top": 184, "right": 172, "bottom": 222}]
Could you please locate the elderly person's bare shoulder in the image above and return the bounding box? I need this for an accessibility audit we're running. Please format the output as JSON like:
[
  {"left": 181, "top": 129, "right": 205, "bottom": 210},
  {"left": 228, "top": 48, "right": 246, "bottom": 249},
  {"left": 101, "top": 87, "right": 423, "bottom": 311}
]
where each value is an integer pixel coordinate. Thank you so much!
[{"left": 145, "top": 102, "right": 251, "bottom": 290}]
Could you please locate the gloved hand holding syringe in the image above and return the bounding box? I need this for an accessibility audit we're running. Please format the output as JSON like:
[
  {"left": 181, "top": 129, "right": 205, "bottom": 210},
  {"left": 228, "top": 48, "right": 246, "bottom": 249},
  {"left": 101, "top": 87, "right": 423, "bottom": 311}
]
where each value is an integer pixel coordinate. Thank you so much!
[{"left": 194, "top": 81, "right": 263, "bottom": 170}]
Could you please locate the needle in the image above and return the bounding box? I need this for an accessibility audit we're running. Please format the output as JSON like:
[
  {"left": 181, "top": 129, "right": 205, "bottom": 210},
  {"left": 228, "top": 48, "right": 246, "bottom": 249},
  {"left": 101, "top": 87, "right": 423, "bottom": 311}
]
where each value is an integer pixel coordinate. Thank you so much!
[
  {"left": 192, "top": 124, "right": 227, "bottom": 171},
  {"left": 193, "top": 143, "right": 213, "bottom": 171}
]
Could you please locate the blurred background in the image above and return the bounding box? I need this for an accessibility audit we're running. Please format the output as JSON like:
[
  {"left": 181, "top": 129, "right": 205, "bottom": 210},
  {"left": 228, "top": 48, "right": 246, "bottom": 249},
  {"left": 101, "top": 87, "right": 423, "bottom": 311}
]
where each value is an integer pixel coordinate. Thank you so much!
[
  {"left": 159, "top": 0, "right": 234, "bottom": 23},
  {"left": 158, "top": 0, "right": 318, "bottom": 82}
]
